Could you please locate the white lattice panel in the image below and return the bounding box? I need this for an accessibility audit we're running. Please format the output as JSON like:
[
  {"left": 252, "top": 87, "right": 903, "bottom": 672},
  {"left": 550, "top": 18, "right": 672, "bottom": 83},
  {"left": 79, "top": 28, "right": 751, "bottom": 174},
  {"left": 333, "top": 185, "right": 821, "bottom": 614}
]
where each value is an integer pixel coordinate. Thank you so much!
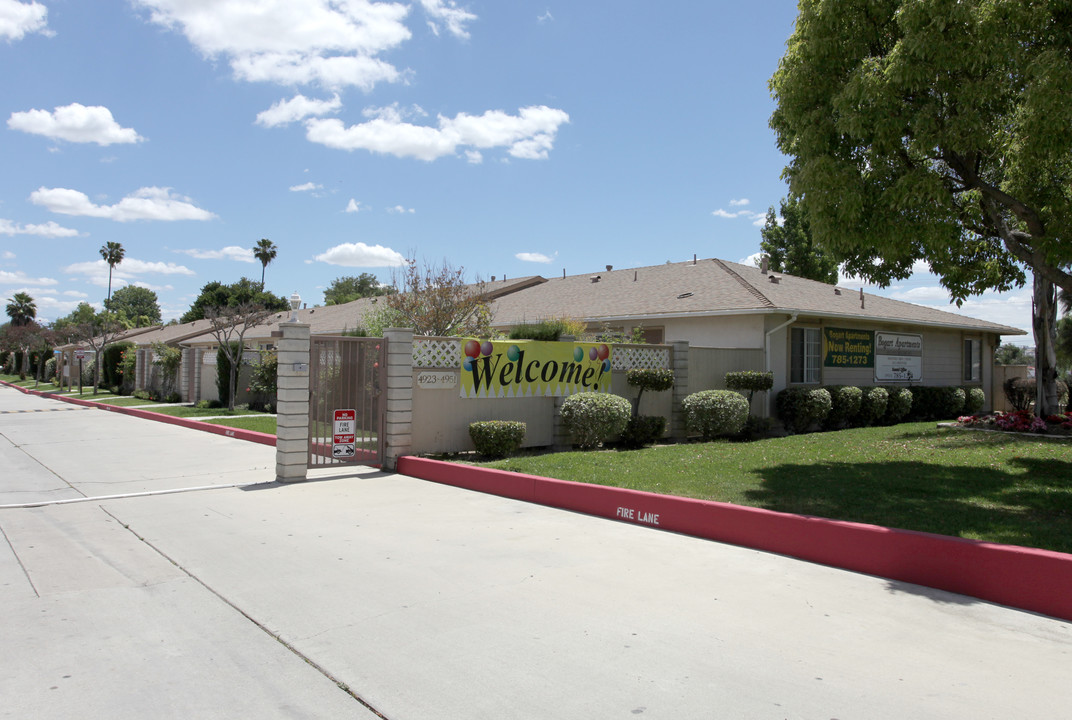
[
  {"left": 613, "top": 345, "right": 671, "bottom": 370},
  {"left": 413, "top": 338, "right": 462, "bottom": 368}
]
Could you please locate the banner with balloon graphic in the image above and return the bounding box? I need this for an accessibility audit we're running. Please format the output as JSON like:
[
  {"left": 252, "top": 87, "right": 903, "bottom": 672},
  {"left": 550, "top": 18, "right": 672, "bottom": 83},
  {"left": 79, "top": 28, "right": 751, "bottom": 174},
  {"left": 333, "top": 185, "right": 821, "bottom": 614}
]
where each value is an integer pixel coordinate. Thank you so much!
[{"left": 460, "top": 339, "right": 612, "bottom": 398}]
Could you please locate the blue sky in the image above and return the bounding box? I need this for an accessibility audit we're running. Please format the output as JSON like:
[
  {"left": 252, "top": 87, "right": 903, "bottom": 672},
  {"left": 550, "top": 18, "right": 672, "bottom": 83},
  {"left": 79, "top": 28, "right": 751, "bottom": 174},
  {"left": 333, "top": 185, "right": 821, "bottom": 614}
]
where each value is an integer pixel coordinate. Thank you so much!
[{"left": 0, "top": 0, "right": 1032, "bottom": 340}]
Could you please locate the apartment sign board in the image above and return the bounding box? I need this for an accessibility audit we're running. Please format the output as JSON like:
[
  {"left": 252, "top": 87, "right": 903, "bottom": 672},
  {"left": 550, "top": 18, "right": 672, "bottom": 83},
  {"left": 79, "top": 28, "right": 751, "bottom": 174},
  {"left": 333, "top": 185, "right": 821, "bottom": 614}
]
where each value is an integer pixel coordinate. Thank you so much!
[{"left": 875, "top": 332, "right": 923, "bottom": 381}]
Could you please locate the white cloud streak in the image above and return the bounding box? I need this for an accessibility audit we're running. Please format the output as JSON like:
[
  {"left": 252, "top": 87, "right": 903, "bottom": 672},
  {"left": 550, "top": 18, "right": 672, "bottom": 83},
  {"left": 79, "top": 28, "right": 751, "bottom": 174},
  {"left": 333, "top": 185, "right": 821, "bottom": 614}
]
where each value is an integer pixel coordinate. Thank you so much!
[
  {"left": 289, "top": 181, "right": 323, "bottom": 192},
  {"left": 419, "top": 0, "right": 475, "bottom": 39},
  {"left": 516, "top": 252, "right": 554, "bottom": 263},
  {"left": 0, "top": 269, "right": 58, "bottom": 286},
  {"left": 62, "top": 257, "right": 195, "bottom": 288},
  {"left": 0, "top": 218, "right": 80, "bottom": 237},
  {"left": 8, "top": 103, "right": 144, "bottom": 145},
  {"left": 176, "top": 246, "right": 255, "bottom": 262},
  {"left": 256, "top": 93, "right": 342, "bottom": 127},
  {"left": 30, "top": 186, "right": 217, "bottom": 222},
  {"left": 314, "top": 242, "right": 406, "bottom": 267},
  {"left": 305, "top": 105, "right": 569, "bottom": 161}
]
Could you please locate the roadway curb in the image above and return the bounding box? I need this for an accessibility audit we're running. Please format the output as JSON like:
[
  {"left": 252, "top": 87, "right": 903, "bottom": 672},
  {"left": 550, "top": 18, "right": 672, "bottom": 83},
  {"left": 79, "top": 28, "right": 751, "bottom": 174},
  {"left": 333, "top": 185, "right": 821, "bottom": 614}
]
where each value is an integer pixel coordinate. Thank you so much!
[
  {"left": 398, "top": 456, "right": 1072, "bottom": 623},
  {"left": 1, "top": 381, "right": 276, "bottom": 447}
]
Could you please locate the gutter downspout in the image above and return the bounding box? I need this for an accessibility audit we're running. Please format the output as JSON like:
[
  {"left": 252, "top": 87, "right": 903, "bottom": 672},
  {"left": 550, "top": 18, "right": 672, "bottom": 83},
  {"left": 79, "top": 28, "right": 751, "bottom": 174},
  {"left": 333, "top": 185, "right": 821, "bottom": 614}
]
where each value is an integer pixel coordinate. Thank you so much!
[{"left": 765, "top": 313, "right": 798, "bottom": 373}]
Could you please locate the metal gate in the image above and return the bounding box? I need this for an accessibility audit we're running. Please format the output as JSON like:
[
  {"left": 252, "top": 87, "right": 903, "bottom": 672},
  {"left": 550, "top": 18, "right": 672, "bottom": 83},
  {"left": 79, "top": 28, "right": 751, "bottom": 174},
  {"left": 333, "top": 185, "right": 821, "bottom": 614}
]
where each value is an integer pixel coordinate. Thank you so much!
[{"left": 308, "top": 336, "right": 387, "bottom": 468}]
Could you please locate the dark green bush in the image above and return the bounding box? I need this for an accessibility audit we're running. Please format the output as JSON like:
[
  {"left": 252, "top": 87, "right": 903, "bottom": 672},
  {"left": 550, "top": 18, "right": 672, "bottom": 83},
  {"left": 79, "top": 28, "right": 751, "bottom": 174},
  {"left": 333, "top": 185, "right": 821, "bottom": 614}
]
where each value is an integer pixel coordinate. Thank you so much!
[
  {"left": 627, "top": 367, "right": 674, "bottom": 416},
  {"left": 510, "top": 319, "right": 575, "bottom": 341},
  {"left": 1003, "top": 377, "right": 1033, "bottom": 412},
  {"left": 822, "top": 385, "right": 863, "bottom": 429},
  {"left": 855, "top": 386, "right": 889, "bottom": 427},
  {"left": 619, "top": 415, "right": 667, "bottom": 448},
  {"left": 683, "top": 389, "right": 750, "bottom": 440},
  {"left": 880, "top": 386, "right": 913, "bottom": 424},
  {"left": 469, "top": 420, "right": 527, "bottom": 458},
  {"left": 724, "top": 371, "right": 774, "bottom": 403},
  {"left": 101, "top": 342, "right": 134, "bottom": 388},
  {"left": 962, "top": 386, "right": 986, "bottom": 415},
  {"left": 776, "top": 387, "right": 832, "bottom": 434},
  {"left": 734, "top": 415, "right": 773, "bottom": 441},
  {"left": 908, "top": 386, "right": 965, "bottom": 420},
  {"left": 560, "top": 392, "right": 632, "bottom": 449}
]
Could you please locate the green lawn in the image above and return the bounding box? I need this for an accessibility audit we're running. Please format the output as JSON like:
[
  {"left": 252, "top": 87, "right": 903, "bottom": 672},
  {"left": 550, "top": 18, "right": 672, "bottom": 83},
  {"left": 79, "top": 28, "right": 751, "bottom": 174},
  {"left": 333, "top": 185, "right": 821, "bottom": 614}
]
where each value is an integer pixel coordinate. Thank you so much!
[
  {"left": 476, "top": 423, "right": 1072, "bottom": 554},
  {"left": 138, "top": 405, "right": 261, "bottom": 418},
  {"left": 205, "top": 416, "right": 277, "bottom": 434}
]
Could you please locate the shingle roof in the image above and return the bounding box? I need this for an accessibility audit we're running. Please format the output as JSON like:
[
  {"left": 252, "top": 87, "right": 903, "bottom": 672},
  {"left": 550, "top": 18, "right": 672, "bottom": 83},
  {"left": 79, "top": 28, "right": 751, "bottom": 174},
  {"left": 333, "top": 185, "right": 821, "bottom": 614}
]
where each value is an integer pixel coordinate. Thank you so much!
[{"left": 488, "top": 257, "right": 1025, "bottom": 335}]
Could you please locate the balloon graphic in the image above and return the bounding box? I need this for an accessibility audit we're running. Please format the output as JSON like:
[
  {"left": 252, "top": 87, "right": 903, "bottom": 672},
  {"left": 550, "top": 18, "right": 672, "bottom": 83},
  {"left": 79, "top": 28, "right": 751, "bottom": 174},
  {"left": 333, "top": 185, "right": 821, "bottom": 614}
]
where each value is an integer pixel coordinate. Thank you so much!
[
  {"left": 573, "top": 347, "right": 584, "bottom": 362},
  {"left": 464, "top": 340, "right": 480, "bottom": 358},
  {"left": 463, "top": 357, "right": 474, "bottom": 371},
  {"left": 597, "top": 344, "right": 610, "bottom": 360},
  {"left": 481, "top": 341, "right": 494, "bottom": 356},
  {"left": 589, "top": 347, "right": 598, "bottom": 361},
  {"left": 602, "top": 359, "right": 611, "bottom": 373},
  {"left": 507, "top": 345, "right": 520, "bottom": 362}
]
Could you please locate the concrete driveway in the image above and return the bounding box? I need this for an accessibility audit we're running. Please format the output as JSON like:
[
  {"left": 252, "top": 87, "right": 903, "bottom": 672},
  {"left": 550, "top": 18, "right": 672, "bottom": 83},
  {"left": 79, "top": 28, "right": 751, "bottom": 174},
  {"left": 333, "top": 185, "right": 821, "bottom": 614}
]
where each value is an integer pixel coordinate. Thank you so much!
[{"left": 3, "top": 385, "right": 1071, "bottom": 719}]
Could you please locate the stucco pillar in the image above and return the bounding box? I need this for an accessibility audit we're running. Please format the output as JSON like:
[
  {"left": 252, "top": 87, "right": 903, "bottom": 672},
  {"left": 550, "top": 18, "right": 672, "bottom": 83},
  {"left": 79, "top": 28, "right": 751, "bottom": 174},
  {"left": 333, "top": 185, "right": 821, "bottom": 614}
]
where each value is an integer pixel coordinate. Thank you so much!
[
  {"left": 179, "top": 348, "right": 192, "bottom": 402},
  {"left": 275, "top": 322, "right": 311, "bottom": 483},
  {"left": 670, "top": 340, "right": 690, "bottom": 440},
  {"left": 191, "top": 348, "right": 204, "bottom": 404},
  {"left": 135, "top": 348, "right": 148, "bottom": 391},
  {"left": 382, "top": 328, "right": 413, "bottom": 471}
]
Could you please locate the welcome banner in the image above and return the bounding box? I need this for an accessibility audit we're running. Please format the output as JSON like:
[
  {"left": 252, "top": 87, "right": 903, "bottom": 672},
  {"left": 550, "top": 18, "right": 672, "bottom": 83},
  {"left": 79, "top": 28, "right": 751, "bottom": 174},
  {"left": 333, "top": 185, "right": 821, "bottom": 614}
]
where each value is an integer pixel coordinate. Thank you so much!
[{"left": 460, "top": 339, "right": 612, "bottom": 398}]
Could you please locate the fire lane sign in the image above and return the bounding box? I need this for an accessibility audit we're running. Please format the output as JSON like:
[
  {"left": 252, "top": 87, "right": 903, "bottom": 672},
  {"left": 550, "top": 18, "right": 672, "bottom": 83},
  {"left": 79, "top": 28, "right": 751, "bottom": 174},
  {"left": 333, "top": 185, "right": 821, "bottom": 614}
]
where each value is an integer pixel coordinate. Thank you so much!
[{"left": 333, "top": 409, "right": 356, "bottom": 458}]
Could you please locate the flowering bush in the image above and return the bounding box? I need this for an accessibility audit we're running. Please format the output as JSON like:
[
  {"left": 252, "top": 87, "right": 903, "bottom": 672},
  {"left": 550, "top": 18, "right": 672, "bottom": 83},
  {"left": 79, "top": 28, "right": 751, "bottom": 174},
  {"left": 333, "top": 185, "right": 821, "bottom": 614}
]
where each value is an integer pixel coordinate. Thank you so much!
[
  {"left": 994, "top": 411, "right": 1049, "bottom": 433},
  {"left": 958, "top": 411, "right": 1059, "bottom": 434}
]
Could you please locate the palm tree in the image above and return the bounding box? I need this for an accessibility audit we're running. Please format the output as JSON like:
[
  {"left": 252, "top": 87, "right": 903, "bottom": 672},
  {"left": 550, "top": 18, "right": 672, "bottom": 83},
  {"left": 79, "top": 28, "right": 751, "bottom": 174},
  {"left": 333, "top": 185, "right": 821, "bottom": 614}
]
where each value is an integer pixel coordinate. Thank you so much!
[
  {"left": 253, "top": 238, "right": 278, "bottom": 290},
  {"left": 99, "top": 241, "right": 125, "bottom": 303},
  {"left": 5, "top": 292, "right": 36, "bottom": 327}
]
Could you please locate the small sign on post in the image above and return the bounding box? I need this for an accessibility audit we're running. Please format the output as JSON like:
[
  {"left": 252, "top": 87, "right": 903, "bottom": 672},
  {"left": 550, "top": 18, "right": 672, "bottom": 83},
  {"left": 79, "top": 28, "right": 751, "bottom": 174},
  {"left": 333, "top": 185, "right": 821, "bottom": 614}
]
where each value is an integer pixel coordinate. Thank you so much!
[{"left": 332, "top": 409, "right": 356, "bottom": 459}]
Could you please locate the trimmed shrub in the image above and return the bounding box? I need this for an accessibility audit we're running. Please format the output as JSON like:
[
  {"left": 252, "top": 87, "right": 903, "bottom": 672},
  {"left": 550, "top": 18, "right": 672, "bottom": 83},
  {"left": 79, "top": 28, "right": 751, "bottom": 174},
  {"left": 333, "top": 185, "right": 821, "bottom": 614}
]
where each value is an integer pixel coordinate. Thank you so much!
[
  {"left": 822, "top": 385, "right": 863, "bottom": 429},
  {"left": 44, "top": 357, "right": 57, "bottom": 382},
  {"left": 776, "top": 387, "right": 832, "bottom": 434},
  {"left": 962, "top": 386, "right": 986, "bottom": 415},
  {"left": 908, "top": 386, "right": 965, "bottom": 420},
  {"left": 560, "top": 392, "right": 631, "bottom": 449},
  {"left": 619, "top": 415, "right": 667, "bottom": 448},
  {"left": 627, "top": 367, "right": 674, "bottom": 417},
  {"left": 1003, "top": 377, "right": 1033, "bottom": 412},
  {"left": 855, "top": 386, "right": 889, "bottom": 427},
  {"left": 880, "top": 386, "right": 913, "bottom": 424},
  {"left": 724, "top": 371, "right": 774, "bottom": 404},
  {"left": 683, "top": 389, "right": 749, "bottom": 440},
  {"left": 735, "top": 415, "right": 773, "bottom": 441},
  {"left": 468, "top": 420, "right": 527, "bottom": 459}
]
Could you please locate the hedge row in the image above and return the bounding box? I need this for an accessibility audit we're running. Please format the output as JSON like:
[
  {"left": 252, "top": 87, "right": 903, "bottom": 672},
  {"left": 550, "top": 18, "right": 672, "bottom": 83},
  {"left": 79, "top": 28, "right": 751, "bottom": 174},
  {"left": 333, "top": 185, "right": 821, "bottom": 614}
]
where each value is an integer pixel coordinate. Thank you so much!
[{"left": 777, "top": 385, "right": 987, "bottom": 434}]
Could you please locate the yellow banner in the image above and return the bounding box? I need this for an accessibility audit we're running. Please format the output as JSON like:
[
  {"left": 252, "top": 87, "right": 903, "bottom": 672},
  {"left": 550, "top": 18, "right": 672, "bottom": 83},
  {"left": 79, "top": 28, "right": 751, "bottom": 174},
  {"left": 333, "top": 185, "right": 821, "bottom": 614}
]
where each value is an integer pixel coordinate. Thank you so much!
[{"left": 460, "top": 340, "right": 612, "bottom": 398}]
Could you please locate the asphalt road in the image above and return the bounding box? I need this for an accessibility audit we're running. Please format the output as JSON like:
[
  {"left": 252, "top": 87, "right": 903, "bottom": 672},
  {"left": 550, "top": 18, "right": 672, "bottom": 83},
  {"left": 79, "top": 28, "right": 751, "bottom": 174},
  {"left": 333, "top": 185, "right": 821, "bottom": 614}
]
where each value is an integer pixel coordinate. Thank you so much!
[{"left": 3, "top": 385, "right": 1071, "bottom": 719}]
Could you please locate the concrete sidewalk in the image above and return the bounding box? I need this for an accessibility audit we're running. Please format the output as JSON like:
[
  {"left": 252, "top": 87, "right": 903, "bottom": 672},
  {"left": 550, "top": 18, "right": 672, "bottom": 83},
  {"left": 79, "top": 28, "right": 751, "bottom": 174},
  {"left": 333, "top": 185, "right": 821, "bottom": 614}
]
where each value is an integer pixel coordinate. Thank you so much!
[{"left": 3, "top": 385, "right": 1072, "bottom": 719}]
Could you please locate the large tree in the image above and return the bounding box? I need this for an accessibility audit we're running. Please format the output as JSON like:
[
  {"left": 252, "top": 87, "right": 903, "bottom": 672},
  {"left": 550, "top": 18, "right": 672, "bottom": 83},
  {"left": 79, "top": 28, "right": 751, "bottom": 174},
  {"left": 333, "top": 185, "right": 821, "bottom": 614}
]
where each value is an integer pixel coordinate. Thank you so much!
[
  {"left": 759, "top": 194, "right": 838, "bottom": 284},
  {"left": 770, "top": 0, "right": 1072, "bottom": 416},
  {"left": 104, "top": 285, "right": 162, "bottom": 327},
  {"left": 181, "top": 278, "right": 289, "bottom": 323},
  {"left": 99, "top": 241, "right": 125, "bottom": 303},
  {"left": 5, "top": 292, "right": 36, "bottom": 327},
  {"left": 385, "top": 258, "right": 491, "bottom": 337},
  {"left": 253, "top": 238, "right": 277, "bottom": 290},
  {"left": 72, "top": 311, "right": 126, "bottom": 394},
  {"left": 323, "top": 273, "right": 395, "bottom": 305}
]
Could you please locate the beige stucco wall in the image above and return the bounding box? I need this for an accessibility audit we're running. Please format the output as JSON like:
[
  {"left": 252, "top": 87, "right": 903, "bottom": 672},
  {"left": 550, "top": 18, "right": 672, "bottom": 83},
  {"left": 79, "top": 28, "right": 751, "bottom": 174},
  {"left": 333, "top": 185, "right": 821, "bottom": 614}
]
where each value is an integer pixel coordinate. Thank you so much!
[{"left": 663, "top": 314, "right": 765, "bottom": 348}]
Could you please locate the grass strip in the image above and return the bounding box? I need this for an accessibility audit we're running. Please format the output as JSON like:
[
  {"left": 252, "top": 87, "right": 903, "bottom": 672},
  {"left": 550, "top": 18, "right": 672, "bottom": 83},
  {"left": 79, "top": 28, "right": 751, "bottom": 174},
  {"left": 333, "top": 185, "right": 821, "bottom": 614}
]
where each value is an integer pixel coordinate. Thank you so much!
[
  {"left": 205, "top": 416, "right": 277, "bottom": 434},
  {"left": 476, "top": 423, "right": 1072, "bottom": 554}
]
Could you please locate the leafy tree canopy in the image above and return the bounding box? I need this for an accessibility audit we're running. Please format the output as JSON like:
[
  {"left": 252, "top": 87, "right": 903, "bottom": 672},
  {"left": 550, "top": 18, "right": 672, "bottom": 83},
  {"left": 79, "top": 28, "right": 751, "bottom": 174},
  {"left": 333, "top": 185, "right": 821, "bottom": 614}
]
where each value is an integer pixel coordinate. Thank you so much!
[
  {"left": 385, "top": 258, "right": 491, "bottom": 337},
  {"left": 5, "top": 292, "right": 36, "bottom": 327},
  {"left": 181, "top": 278, "right": 289, "bottom": 323},
  {"left": 770, "top": 0, "right": 1072, "bottom": 414},
  {"left": 323, "top": 273, "right": 395, "bottom": 305},
  {"left": 759, "top": 194, "right": 838, "bottom": 284},
  {"left": 104, "top": 285, "right": 162, "bottom": 327},
  {"left": 994, "top": 343, "right": 1032, "bottom": 366}
]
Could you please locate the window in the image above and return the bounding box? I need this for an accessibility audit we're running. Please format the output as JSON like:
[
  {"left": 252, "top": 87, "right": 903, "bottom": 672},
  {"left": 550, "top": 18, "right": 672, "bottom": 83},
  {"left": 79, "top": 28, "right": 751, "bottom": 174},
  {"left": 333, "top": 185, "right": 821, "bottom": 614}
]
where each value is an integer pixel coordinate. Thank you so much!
[
  {"left": 964, "top": 338, "right": 981, "bottom": 382},
  {"left": 791, "top": 327, "right": 821, "bottom": 384}
]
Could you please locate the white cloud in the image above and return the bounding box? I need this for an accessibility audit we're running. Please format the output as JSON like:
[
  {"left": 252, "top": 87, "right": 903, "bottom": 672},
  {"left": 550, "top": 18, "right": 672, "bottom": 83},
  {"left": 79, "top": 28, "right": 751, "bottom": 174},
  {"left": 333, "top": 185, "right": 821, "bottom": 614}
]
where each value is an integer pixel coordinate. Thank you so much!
[
  {"left": 0, "top": 269, "right": 57, "bottom": 286},
  {"left": 0, "top": 0, "right": 50, "bottom": 41},
  {"left": 62, "top": 257, "right": 195, "bottom": 288},
  {"left": 729, "top": 198, "right": 749, "bottom": 207},
  {"left": 345, "top": 198, "right": 365, "bottom": 213},
  {"left": 256, "top": 93, "right": 341, "bottom": 127},
  {"left": 30, "top": 186, "right": 217, "bottom": 222},
  {"left": 290, "top": 181, "right": 323, "bottom": 192},
  {"left": 537, "top": 10, "right": 554, "bottom": 23},
  {"left": 387, "top": 205, "right": 415, "bottom": 214},
  {"left": 419, "top": 0, "right": 476, "bottom": 39},
  {"left": 305, "top": 105, "right": 570, "bottom": 161},
  {"left": 0, "top": 218, "right": 80, "bottom": 237},
  {"left": 8, "top": 103, "right": 144, "bottom": 145},
  {"left": 712, "top": 209, "right": 740, "bottom": 219},
  {"left": 712, "top": 206, "right": 765, "bottom": 225},
  {"left": 516, "top": 252, "right": 554, "bottom": 264},
  {"left": 314, "top": 242, "right": 406, "bottom": 267},
  {"left": 464, "top": 149, "right": 483, "bottom": 164},
  {"left": 1, "top": 250, "right": 14, "bottom": 260},
  {"left": 134, "top": 0, "right": 413, "bottom": 90},
  {"left": 176, "top": 246, "right": 255, "bottom": 262}
]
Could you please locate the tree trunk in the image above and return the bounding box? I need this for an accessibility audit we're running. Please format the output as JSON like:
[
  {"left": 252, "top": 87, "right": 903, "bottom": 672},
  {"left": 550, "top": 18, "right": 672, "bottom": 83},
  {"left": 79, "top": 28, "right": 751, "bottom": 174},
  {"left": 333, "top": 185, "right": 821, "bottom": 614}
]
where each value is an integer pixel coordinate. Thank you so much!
[
  {"left": 1033, "top": 271, "right": 1060, "bottom": 417},
  {"left": 228, "top": 357, "right": 238, "bottom": 411}
]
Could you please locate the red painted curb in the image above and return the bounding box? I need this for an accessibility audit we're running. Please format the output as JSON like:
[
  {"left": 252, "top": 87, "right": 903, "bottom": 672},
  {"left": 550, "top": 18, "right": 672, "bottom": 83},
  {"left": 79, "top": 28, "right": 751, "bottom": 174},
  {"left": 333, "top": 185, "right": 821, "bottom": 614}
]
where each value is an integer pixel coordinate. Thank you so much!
[
  {"left": 397, "top": 456, "right": 1072, "bottom": 623},
  {"left": 1, "top": 381, "right": 276, "bottom": 446}
]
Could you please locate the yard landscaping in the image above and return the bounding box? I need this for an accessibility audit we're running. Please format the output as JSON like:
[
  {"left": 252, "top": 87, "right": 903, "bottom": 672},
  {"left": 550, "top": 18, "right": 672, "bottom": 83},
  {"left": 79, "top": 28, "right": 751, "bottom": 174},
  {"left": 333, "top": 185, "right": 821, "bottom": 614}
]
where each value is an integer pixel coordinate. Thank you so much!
[{"left": 474, "top": 422, "right": 1072, "bottom": 555}]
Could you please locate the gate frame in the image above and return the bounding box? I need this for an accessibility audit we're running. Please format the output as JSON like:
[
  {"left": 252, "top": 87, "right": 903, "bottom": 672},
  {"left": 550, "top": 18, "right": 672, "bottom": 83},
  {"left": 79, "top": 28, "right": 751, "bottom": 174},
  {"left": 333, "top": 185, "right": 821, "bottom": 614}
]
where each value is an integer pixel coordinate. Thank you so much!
[{"left": 307, "top": 335, "right": 387, "bottom": 469}]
